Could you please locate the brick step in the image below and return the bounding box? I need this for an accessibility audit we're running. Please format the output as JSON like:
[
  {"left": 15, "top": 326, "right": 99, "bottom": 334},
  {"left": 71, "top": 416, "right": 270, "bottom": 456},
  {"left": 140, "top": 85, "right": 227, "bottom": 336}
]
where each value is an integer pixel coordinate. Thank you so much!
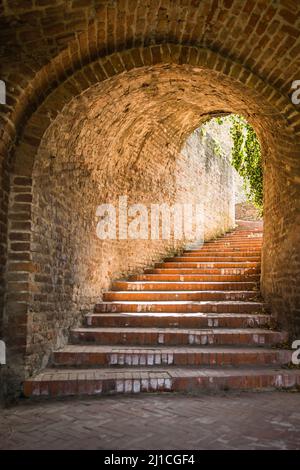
[
  {"left": 201, "top": 248, "right": 261, "bottom": 253},
  {"left": 155, "top": 261, "right": 260, "bottom": 268},
  {"left": 23, "top": 367, "right": 300, "bottom": 398},
  {"left": 200, "top": 247, "right": 262, "bottom": 252},
  {"left": 223, "top": 232, "right": 262, "bottom": 236},
  {"left": 189, "top": 242, "right": 262, "bottom": 246},
  {"left": 190, "top": 241, "right": 261, "bottom": 245},
  {"left": 226, "top": 226, "right": 261, "bottom": 229},
  {"left": 223, "top": 237, "right": 262, "bottom": 240},
  {"left": 185, "top": 245, "right": 261, "bottom": 250},
  {"left": 85, "top": 312, "right": 271, "bottom": 329},
  {"left": 219, "top": 240, "right": 262, "bottom": 244},
  {"left": 202, "top": 235, "right": 262, "bottom": 239},
  {"left": 219, "top": 231, "right": 262, "bottom": 235},
  {"left": 220, "top": 233, "right": 262, "bottom": 236},
  {"left": 174, "top": 247, "right": 261, "bottom": 252},
  {"left": 70, "top": 327, "right": 286, "bottom": 346},
  {"left": 164, "top": 256, "right": 261, "bottom": 262},
  {"left": 131, "top": 274, "right": 260, "bottom": 282},
  {"left": 214, "top": 235, "right": 262, "bottom": 239},
  {"left": 144, "top": 267, "right": 260, "bottom": 275},
  {"left": 183, "top": 249, "right": 261, "bottom": 255},
  {"left": 103, "top": 291, "right": 260, "bottom": 302},
  {"left": 203, "top": 237, "right": 262, "bottom": 242},
  {"left": 197, "top": 239, "right": 261, "bottom": 243},
  {"left": 204, "top": 241, "right": 263, "bottom": 244},
  {"left": 94, "top": 300, "right": 266, "bottom": 313},
  {"left": 53, "top": 345, "right": 292, "bottom": 367},
  {"left": 112, "top": 281, "right": 258, "bottom": 291},
  {"left": 208, "top": 231, "right": 262, "bottom": 235}
]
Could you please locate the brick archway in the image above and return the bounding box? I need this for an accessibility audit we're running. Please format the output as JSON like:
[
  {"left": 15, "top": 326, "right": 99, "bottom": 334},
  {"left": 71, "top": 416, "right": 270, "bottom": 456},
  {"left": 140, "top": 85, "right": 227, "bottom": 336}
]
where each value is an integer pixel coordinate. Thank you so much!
[{"left": 1, "top": 44, "right": 300, "bottom": 396}]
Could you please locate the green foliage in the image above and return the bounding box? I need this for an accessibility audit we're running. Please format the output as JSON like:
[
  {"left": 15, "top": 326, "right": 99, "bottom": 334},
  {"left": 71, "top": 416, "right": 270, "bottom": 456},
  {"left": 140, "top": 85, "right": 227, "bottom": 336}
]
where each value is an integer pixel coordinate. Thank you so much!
[
  {"left": 212, "top": 140, "right": 223, "bottom": 158},
  {"left": 215, "top": 117, "right": 224, "bottom": 125},
  {"left": 199, "top": 114, "right": 263, "bottom": 213},
  {"left": 214, "top": 114, "right": 263, "bottom": 213},
  {"left": 199, "top": 126, "right": 206, "bottom": 138},
  {"left": 229, "top": 115, "right": 263, "bottom": 213}
]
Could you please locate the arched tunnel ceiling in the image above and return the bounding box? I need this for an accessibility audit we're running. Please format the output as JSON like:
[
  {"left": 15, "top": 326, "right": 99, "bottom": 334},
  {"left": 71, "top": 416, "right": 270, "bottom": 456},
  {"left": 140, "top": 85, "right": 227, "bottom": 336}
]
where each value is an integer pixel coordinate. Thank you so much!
[
  {"left": 35, "top": 63, "right": 280, "bottom": 187},
  {"left": 0, "top": 0, "right": 300, "bottom": 142}
]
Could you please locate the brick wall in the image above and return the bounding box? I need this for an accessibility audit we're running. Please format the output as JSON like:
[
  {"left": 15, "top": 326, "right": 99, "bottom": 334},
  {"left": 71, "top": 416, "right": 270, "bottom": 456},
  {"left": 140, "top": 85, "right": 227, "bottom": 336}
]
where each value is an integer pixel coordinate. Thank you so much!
[{"left": 261, "top": 137, "right": 300, "bottom": 338}]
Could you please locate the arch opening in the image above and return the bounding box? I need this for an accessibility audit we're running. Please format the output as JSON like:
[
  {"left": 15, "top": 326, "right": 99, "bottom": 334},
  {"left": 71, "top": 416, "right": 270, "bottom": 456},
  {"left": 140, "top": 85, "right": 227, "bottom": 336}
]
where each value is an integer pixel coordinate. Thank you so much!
[{"left": 2, "top": 55, "right": 300, "bottom": 396}]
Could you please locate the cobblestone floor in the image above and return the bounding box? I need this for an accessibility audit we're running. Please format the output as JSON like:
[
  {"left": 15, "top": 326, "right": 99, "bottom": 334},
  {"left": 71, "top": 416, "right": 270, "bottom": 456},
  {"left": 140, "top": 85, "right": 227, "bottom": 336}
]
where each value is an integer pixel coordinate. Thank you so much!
[{"left": 0, "top": 391, "right": 300, "bottom": 450}]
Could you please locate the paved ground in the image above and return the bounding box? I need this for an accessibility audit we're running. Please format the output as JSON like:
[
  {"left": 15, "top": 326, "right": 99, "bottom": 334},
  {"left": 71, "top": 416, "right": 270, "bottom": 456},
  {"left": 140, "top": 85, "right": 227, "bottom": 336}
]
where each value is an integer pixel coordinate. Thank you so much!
[{"left": 0, "top": 391, "right": 300, "bottom": 450}]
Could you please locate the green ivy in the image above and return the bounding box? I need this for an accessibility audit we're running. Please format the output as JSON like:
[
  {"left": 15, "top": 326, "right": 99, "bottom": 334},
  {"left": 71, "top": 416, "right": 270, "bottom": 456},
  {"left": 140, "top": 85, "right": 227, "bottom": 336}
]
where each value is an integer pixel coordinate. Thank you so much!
[
  {"left": 213, "top": 114, "right": 263, "bottom": 214},
  {"left": 229, "top": 115, "right": 263, "bottom": 213},
  {"left": 212, "top": 140, "right": 223, "bottom": 158},
  {"left": 215, "top": 117, "right": 224, "bottom": 125}
]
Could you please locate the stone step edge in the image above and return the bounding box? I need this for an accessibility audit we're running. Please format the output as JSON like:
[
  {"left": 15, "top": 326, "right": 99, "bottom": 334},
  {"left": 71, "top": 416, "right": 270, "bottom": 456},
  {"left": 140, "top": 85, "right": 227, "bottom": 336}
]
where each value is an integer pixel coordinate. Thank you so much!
[
  {"left": 86, "top": 312, "right": 271, "bottom": 317},
  {"left": 23, "top": 367, "right": 300, "bottom": 397},
  {"left": 84, "top": 312, "right": 272, "bottom": 326},
  {"left": 52, "top": 346, "right": 292, "bottom": 367},
  {"left": 53, "top": 345, "right": 292, "bottom": 355},
  {"left": 96, "top": 300, "right": 266, "bottom": 305},
  {"left": 114, "top": 281, "right": 259, "bottom": 284},
  {"left": 71, "top": 327, "right": 283, "bottom": 334},
  {"left": 105, "top": 290, "right": 260, "bottom": 296}
]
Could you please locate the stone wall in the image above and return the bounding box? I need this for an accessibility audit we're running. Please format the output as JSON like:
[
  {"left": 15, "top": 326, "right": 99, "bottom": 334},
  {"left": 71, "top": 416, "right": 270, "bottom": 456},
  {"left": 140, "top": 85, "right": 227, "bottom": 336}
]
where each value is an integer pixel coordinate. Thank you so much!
[
  {"left": 234, "top": 159, "right": 262, "bottom": 221},
  {"left": 180, "top": 126, "right": 235, "bottom": 239},
  {"left": 235, "top": 202, "right": 262, "bottom": 221}
]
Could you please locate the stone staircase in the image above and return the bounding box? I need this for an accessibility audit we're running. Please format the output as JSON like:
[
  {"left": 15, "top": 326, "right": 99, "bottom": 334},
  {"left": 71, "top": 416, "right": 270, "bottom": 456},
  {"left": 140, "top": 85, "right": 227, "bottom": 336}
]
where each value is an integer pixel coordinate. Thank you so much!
[{"left": 24, "top": 221, "right": 300, "bottom": 397}]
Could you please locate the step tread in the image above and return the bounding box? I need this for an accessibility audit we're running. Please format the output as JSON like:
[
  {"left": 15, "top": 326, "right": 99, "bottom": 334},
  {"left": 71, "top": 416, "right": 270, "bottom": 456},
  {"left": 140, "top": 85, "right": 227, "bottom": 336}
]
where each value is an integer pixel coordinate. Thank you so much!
[
  {"left": 108, "top": 289, "right": 259, "bottom": 294},
  {"left": 72, "top": 327, "right": 280, "bottom": 334},
  {"left": 26, "top": 366, "right": 300, "bottom": 383},
  {"left": 159, "top": 261, "right": 260, "bottom": 264},
  {"left": 98, "top": 300, "right": 265, "bottom": 305},
  {"left": 54, "top": 344, "right": 289, "bottom": 354},
  {"left": 133, "top": 276, "right": 260, "bottom": 278},
  {"left": 116, "top": 281, "right": 258, "bottom": 284},
  {"left": 168, "top": 257, "right": 261, "bottom": 260},
  {"left": 86, "top": 312, "right": 269, "bottom": 318},
  {"left": 147, "top": 268, "right": 259, "bottom": 271},
  {"left": 171, "top": 255, "right": 261, "bottom": 257}
]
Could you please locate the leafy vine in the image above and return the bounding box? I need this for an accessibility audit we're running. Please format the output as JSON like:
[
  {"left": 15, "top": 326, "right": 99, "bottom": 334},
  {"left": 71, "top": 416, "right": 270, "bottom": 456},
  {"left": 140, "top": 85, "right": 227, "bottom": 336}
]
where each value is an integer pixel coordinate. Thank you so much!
[{"left": 215, "top": 115, "right": 263, "bottom": 214}]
